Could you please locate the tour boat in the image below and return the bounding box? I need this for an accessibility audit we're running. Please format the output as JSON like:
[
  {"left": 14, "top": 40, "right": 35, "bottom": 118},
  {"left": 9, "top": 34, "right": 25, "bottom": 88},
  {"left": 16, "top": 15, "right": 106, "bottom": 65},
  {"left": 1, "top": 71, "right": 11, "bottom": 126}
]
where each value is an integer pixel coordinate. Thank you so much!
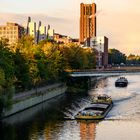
[
  {"left": 115, "top": 77, "right": 128, "bottom": 87},
  {"left": 75, "top": 94, "right": 113, "bottom": 120}
]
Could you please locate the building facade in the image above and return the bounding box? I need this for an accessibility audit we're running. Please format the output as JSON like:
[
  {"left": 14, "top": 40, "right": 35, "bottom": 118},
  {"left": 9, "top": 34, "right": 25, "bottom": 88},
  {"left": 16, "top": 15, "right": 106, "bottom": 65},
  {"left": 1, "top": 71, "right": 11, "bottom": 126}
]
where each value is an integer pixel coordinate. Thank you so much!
[
  {"left": 0, "top": 22, "right": 24, "bottom": 44},
  {"left": 26, "top": 17, "right": 56, "bottom": 43},
  {"left": 80, "top": 3, "right": 96, "bottom": 44},
  {"left": 54, "top": 33, "right": 72, "bottom": 44},
  {"left": 28, "top": 21, "right": 36, "bottom": 42},
  {"left": 47, "top": 28, "right": 54, "bottom": 40},
  {"left": 39, "top": 25, "right": 47, "bottom": 41},
  {"left": 90, "top": 36, "right": 108, "bottom": 67}
]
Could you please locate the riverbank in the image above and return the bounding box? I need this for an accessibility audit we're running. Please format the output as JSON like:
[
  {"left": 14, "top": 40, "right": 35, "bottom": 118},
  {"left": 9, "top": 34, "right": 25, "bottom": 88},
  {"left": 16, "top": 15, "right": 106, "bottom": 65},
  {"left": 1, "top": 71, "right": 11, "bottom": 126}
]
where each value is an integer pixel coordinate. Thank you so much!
[{"left": 1, "top": 83, "right": 67, "bottom": 118}]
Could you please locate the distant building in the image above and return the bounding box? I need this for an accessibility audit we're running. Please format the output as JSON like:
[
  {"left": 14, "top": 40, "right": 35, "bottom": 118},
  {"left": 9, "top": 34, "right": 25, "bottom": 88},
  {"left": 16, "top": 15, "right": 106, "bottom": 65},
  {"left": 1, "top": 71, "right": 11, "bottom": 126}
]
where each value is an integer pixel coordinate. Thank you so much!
[
  {"left": 26, "top": 17, "right": 56, "bottom": 43},
  {"left": 28, "top": 21, "right": 36, "bottom": 42},
  {"left": 39, "top": 25, "right": 47, "bottom": 41},
  {"left": 54, "top": 33, "right": 72, "bottom": 44},
  {"left": 90, "top": 36, "right": 108, "bottom": 67},
  {"left": 80, "top": 3, "right": 96, "bottom": 45},
  {"left": 47, "top": 28, "right": 54, "bottom": 40},
  {"left": 0, "top": 22, "right": 24, "bottom": 44},
  {"left": 71, "top": 38, "right": 80, "bottom": 45}
]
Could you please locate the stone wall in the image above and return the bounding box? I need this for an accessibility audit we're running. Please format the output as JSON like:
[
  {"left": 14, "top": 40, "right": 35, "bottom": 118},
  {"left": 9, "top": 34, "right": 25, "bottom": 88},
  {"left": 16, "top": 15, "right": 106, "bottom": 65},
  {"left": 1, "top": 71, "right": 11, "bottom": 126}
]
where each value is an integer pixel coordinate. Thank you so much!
[{"left": 3, "top": 85, "right": 67, "bottom": 117}]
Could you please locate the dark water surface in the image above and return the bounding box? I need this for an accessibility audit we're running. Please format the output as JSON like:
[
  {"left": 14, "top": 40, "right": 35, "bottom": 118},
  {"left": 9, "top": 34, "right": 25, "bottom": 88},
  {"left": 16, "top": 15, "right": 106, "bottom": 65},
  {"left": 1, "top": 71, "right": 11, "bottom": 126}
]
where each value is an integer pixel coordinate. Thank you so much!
[{"left": 1, "top": 74, "right": 140, "bottom": 140}]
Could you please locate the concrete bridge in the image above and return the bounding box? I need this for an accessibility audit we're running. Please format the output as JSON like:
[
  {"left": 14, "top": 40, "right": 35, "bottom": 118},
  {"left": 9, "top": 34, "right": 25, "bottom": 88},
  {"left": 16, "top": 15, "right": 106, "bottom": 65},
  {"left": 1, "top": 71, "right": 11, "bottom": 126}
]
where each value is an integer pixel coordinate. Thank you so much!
[{"left": 70, "top": 69, "right": 140, "bottom": 77}]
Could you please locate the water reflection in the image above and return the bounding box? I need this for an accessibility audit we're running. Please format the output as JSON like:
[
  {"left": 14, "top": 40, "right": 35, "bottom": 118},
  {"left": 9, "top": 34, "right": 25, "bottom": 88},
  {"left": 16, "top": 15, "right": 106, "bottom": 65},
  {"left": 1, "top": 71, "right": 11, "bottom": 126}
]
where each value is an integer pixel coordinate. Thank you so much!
[{"left": 79, "top": 121, "right": 96, "bottom": 140}]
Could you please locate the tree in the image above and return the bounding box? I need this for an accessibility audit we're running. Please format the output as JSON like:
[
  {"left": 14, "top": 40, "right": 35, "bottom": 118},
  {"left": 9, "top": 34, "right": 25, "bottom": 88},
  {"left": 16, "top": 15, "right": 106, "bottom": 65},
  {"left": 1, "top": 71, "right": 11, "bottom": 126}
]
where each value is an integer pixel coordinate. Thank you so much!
[
  {"left": 0, "top": 38, "right": 15, "bottom": 116},
  {"left": 108, "top": 49, "right": 126, "bottom": 65},
  {"left": 127, "top": 54, "right": 140, "bottom": 65},
  {"left": 13, "top": 50, "right": 31, "bottom": 91},
  {"left": 38, "top": 42, "right": 65, "bottom": 82},
  {"left": 59, "top": 43, "right": 96, "bottom": 70}
]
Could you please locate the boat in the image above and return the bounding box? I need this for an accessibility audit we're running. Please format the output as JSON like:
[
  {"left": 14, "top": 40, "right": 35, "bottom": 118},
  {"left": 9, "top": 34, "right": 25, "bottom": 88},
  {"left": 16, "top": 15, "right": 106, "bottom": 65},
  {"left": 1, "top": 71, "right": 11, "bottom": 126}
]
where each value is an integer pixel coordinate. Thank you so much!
[
  {"left": 75, "top": 94, "right": 113, "bottom": 120},
  {"left": 115, "top": 77, "right": 128, "bottom": 87}
]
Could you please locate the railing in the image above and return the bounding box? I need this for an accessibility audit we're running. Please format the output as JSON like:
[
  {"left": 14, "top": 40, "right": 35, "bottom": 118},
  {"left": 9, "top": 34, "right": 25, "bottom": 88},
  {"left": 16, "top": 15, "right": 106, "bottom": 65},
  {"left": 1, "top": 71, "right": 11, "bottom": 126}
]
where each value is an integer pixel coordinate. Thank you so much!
[
  {"left": 13, "top": 83, "right": 64, "bottom": 102},
  {"left": 70, "top": 69, "right": 140, "bottom": 77}
]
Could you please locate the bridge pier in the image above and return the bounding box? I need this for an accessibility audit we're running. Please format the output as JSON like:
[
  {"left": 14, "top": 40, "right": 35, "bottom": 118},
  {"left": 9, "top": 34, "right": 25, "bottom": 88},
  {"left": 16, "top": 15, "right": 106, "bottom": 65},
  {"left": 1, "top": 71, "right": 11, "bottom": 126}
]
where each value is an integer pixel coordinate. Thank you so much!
[{"left": 66, "top": 76, "right": 97, "bottom": 93}]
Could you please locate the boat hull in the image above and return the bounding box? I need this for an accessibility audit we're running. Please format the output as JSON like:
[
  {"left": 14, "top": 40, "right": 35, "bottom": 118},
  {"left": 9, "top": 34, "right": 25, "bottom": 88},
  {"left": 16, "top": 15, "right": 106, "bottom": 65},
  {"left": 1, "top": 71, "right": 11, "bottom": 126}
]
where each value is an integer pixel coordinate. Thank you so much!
[
  {"left": 75, "top": 103, "right": 113, "bottom": 120},
  {"left": 115, "top": 77, "right": 128, "bottom": 87},
  {"left": 115, "top": 82, "right": 128, "bottom": 87}
]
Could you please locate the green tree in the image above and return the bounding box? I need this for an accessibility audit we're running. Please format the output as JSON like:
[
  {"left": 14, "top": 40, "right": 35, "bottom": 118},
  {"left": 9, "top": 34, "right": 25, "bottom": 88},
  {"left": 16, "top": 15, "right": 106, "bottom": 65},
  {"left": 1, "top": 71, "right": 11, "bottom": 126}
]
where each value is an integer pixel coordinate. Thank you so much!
[
  {"left": 0, "top": 38, "right": 14, "bottom": 116},
  {"left": 108, "top": 48, "right": 126, "bottom": 65},
  {"left": 0, "top": 38, "right": 15, "bottom": 80},
  {"left": 38, "top": 42, "right": 65, "bottom": 82},
  {"left": 13, "top": 50, "right": 31, "bottom": 91},
  {"left": 59, "top": 43, "right": 96, "bottom": 70},
  {"left": 127, "top": 54, "right": 140, "bottom": 65}
]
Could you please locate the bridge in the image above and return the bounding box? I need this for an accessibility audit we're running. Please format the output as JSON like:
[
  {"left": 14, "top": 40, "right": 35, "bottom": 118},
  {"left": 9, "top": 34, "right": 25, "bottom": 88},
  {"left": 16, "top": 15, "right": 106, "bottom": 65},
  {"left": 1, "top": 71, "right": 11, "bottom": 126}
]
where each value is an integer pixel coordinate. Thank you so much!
[{"left": 70, "top": 69, "right": 140, "bottom": 77}]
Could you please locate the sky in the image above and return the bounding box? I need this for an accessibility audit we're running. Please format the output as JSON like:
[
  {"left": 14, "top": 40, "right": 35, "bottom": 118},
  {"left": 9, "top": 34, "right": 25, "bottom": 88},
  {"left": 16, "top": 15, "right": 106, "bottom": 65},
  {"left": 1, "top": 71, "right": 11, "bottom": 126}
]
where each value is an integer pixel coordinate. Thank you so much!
[{"left": 0, "top": 0, "right": 140, "bottom": 55}]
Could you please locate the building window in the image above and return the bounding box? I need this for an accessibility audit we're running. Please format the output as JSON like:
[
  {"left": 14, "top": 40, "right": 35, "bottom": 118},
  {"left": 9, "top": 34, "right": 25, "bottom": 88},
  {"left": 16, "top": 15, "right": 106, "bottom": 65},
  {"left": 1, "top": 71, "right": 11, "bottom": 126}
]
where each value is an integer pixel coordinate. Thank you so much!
[{"left": 84, "top": 7, "right": 85, "bottom": 15}]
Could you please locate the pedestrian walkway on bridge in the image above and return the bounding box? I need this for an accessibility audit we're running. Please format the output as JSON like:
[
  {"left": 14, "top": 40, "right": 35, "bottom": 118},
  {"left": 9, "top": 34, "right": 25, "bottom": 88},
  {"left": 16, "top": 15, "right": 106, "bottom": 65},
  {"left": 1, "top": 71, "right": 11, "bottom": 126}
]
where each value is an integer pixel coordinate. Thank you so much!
[{"left": 70, "top": 69, "right": 140, "bottom": 77}]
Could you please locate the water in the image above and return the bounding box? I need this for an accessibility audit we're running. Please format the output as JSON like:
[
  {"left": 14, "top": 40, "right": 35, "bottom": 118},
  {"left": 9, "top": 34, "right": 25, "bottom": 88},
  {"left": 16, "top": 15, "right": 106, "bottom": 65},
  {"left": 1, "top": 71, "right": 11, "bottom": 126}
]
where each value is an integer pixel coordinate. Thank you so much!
[{"left": 0, "top": 74, "right": 140, "bottom": 140}]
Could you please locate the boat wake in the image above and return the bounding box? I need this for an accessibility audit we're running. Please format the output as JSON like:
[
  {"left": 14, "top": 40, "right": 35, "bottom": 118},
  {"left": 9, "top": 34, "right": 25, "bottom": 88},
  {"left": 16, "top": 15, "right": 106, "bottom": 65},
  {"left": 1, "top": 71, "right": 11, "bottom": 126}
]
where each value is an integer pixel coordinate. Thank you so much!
[
  {"left": 111, "top": 92, "right": 137, "bottom": 103},
  {"left": 106, "top": 93, "right": 140, "bottom": 120},
  {"left": 63, "top": 98, "right": 91, "bottom": 120}
]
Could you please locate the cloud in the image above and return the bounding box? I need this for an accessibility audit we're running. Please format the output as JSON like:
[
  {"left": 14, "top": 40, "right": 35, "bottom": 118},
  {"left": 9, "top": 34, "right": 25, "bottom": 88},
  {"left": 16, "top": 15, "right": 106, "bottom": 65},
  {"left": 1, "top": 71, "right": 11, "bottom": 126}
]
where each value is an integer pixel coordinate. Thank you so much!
[
  {"left": 0, "top": 12, "right": 76, "bottom": 37},
  {"left": 0, "top": 12, "right": 69, "bottom": 25},
  {"left": 97, "top": 10, "right": 140, "bottom": 55}
]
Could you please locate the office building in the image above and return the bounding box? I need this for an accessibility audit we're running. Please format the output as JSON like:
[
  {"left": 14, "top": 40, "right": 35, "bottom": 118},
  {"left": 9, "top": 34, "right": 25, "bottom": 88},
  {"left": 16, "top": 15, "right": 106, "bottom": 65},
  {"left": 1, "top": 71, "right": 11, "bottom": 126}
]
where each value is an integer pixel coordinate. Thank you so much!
[
  {"left": 90, "top": 36, "right": 108, "bottom": 67},
  {"left": 39, "top": 25, "right": 47, "bottom": 41},
  {"left": 47, "top": 28, "right": 54, "bottom": 40},
  {"left": 28, "top": 21, "right": 36, "bottom": 41},
  {"left": 80, "top": 3, "right": 96, "bottom": 45},
  {"left": 0, "top": 22, "right": 24, "bottom": 44},
  {"left": 54, "top": 33, "right": 72, "bottom": 44}
]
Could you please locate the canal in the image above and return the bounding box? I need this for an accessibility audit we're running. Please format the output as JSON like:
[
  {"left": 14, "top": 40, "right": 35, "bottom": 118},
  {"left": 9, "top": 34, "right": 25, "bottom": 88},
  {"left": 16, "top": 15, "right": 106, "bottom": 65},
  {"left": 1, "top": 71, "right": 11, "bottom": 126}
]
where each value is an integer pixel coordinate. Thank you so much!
[{"left": 0, "top": 74, "right": 140, "bottom": 140}]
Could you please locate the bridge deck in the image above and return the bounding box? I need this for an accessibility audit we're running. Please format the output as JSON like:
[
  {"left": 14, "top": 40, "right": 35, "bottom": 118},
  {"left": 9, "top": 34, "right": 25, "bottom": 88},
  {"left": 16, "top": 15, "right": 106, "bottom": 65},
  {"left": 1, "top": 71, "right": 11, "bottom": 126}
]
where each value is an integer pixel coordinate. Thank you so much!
[{"left": 70, "top": 69, "right": 140, "bottom": 77}]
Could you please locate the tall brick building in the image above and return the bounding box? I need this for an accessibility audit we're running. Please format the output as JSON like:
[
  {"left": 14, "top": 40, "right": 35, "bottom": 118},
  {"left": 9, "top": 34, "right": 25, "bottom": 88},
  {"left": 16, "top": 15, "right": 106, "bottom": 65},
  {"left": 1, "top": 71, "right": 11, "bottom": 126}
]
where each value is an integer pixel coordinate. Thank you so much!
[
  {"left": 0, "top": 22, "right": 24, "bottom": 44},
  {"left": 80, "top": 3, "right": 96, "bottom": 44}
]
